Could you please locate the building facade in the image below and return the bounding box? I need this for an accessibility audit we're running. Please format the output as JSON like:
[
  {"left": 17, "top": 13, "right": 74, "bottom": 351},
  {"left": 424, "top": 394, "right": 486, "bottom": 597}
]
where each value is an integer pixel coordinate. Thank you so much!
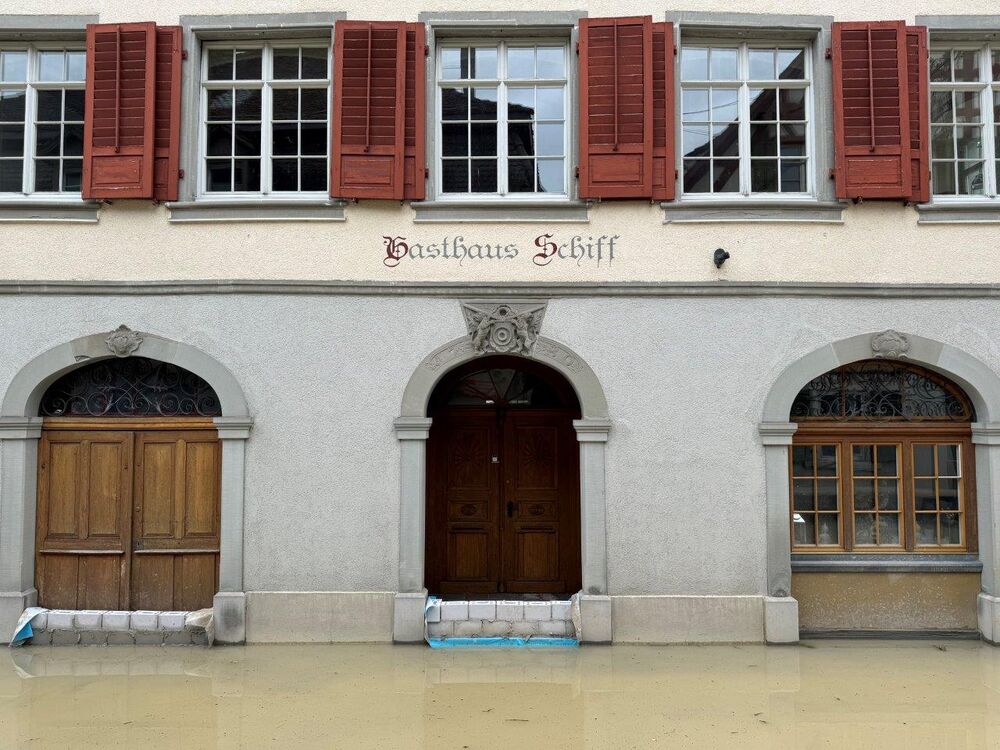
[{"left": 1, "top": 1, "right": 999, "bottom": 645}]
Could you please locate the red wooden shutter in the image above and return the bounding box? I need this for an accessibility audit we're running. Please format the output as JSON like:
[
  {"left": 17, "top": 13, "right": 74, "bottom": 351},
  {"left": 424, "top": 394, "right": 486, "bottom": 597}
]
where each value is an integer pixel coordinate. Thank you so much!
[
  {"left": 153, "top": 26, "right": 182, "bottom": 202},
  {"left": 905, "top": 25, "right": 930, "bottom": 203},
  {"left": 651, "top": 21, "right": 675, "bottom": 202},
  {"left": 831, "top": 21, "right": 912, "bottom": 200},
  {"left": 578, "top": 16, "right": 654, "bottom": 199},
  {"left": 82, "top": 22, "right": 157, "bottom": 199},
  {"left": 402, "top": 23, "right": 426, "bottom": 201},
  {"left": 331, "top": 21, "right": 408, "bottom": 200}
]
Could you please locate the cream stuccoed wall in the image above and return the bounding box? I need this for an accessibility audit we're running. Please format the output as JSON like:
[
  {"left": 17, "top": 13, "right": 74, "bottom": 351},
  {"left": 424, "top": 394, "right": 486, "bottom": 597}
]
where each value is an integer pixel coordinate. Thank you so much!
[{"left": 2, "top": 1, "right": 997, "bottom": 284}]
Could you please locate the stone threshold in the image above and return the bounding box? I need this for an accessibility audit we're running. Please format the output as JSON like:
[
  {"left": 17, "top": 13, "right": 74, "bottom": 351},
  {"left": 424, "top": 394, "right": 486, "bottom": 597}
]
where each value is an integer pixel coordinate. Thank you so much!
[
  {"left": 23, "top": 608, "right": 212, "bottom": 646},
  {"left": 425, "top": 597, "right": 579, "bottom": 641}
]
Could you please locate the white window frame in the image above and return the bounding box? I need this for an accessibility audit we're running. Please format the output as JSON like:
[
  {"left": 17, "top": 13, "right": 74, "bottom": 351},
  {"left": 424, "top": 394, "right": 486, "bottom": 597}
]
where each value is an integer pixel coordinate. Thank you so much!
[
  {"left": 678, "top": 38, "right": 816, "bottom": 203},
  {"left": 434, "top": 37, "right": 571, "bottom": 202},
  {"left": 0, "top": 42, "right": 85, "bottom": 202},
  {"left": 198, "top": 38, "right": 331, "bottom": 201},
  {"left": 929, "top": 43, "right": 1000, "bottom": 202}
]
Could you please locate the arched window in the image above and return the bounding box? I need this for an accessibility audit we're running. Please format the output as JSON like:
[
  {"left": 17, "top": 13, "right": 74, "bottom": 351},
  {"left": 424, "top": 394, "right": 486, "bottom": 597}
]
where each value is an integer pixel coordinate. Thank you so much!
[
  {"left": 789, "top": 360, "right": 976, "bottom": 554},
  {"left": 39, "top": 357, "right": 222, "bottom": 417}
]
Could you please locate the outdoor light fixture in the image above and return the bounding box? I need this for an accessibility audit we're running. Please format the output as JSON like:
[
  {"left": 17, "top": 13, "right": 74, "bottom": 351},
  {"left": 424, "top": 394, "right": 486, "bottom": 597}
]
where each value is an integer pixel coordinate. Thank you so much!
[{"left": 713, "top": 248, "right": 730, "bottom": 268}]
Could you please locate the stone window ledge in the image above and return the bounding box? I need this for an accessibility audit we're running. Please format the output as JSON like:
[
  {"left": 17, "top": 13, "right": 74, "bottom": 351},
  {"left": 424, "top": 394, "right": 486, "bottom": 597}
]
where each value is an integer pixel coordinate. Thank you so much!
[
  {"left": 662, "top": 200, "right": 846, "bottom": 224},
  {"left": 0, "top": 200, "right": 99, "bottom": 223},
  {"left": 167, "top": 200, "right": 347, "bottom": 223},
  {"left": 792, "top": 554, "right": 982, "bottom": 573},
  {"left": 412, "top": 200, "right": 590, "bottom": 223},
  {"left": 916, "top": 202, "right": 1000, "bottom": 224}
]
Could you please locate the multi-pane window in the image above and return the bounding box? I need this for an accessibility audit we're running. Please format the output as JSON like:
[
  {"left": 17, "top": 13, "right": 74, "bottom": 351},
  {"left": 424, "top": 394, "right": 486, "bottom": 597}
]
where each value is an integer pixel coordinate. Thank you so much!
[
  {"left": 0, "top": 46, "right": 85, "bottom": 196},
  {"left": 791, "top": 444, "right": 841, "bottom": 547},
  {"left": 201, "top": 42, "right": 330, "bottom": 195},
  {"left": 913, "top": 443, "right": 964, "bottom": 546},
  {"left": 680, "top": 43, "right": 810, "bottom": 197},
  {"left": 437, "top": 41, "right": 569, "bottom": 197},
  {"left": 929, "top": 46, "right": 1000, "bottom": 198}
]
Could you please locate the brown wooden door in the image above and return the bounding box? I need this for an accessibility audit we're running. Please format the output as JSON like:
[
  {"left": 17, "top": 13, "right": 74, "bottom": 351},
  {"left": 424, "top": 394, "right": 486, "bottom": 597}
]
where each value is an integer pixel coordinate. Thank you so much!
[
  {"left": 426, "top": 409, "right": 580, "bottom": 596},
  {"left": 35, "top": 424, "right": 220, "bottom": 611}
]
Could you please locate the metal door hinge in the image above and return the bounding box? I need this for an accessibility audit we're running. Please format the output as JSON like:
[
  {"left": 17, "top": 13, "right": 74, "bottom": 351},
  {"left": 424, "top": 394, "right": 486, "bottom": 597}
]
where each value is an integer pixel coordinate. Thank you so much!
[
  {"left": 825, "top": 47, "right": 832, "bottom": 59},
  {"left": 181, "top": 49, "right": 188, "bottom": 61},
  {"left": 178, "top": 169, "right": 185, "bottom": 179},
  {"left": 574, "top": 165, "right": 580, "bottom": 178},
  {"left": 828, "top": 168, "right": 836, "bottom": 180}
]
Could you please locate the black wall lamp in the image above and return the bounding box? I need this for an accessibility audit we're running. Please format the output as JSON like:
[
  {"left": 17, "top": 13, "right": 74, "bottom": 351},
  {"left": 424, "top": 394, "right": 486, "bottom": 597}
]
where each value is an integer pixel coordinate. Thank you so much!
[{"left": 713, "top": 248, "right": 730, "bottom": 268}]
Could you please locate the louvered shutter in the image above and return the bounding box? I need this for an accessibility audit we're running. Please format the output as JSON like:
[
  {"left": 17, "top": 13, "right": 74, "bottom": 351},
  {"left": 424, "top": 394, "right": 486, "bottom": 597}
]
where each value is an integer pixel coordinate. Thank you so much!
[
  {"left": 578, "top": 16, "right": 654, "bottom": 199},
  {"left": 82, "top": 22, "right": 158, "bottom": 199},
  {"left": 331, "top": 21, "right": 410, "bottom": 200},
  {"left": 153, "top": 26, "right": 182, "bottom": 202},
  {"left": 905, "top": 26, "right": 930, "bottom": 203},
  {"left": 831, "top": 21, "right": 912, "bottom": 200},
  {"left": 402, "top": 23, "right": 426, "bottom": 201},
  {"left": 651, "top": 21, "right": 675, "bottom": 202}
]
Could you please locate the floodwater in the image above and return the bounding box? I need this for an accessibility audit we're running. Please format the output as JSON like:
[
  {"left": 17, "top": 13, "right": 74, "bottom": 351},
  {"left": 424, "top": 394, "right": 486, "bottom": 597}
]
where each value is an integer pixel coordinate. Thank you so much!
[{"left": 2, "top": 641, "right": 1000, "bottom": 749}]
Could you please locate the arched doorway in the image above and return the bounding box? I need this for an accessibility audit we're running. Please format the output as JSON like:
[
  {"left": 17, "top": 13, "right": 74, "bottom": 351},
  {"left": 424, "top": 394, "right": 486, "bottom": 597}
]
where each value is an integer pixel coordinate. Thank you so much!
[
  {"left": 34, "top": 356, "right": 223, "bottom": 611},
  {"left": 425, "top": 356, "right": 582, "bottom": 597}
]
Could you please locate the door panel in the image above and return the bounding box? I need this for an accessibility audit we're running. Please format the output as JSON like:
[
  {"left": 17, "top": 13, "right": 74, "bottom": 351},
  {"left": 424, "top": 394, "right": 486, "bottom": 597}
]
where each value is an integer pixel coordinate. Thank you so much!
[{"left": 35, "top": 431, "right": 132, "bottom": 609}]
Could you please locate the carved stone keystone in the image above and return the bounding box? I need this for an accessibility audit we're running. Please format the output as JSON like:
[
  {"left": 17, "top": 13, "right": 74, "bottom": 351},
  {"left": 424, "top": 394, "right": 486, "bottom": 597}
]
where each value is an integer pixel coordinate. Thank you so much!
[
  {"left": 461, "top": 301, "right": 547, "bottom": 356},
  {"left": 105, "top": 325, "right": 143, "bottom": 358},
  {"left": 871, "top": 329, "right": 909, "bottom": 359}
]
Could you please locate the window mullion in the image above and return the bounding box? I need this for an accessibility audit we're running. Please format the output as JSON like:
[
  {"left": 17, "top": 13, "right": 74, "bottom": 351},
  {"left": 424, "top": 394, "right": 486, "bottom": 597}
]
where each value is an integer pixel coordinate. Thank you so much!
[
  {"left": 262, "top": 44, "right": 271, "bottom": 195},
  {"left": 738, "top": 44, "right": 751, "bottom": 197},
  {"left": 498, "top": 41, "right": 507, "bottom": 195},
  {"left": 23, "top": 80, "right": 35, "bottom": 196}
]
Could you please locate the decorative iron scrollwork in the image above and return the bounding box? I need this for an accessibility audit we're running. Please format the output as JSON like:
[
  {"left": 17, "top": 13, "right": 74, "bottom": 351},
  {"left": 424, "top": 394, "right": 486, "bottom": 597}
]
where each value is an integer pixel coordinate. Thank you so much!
[
  {"left": 40, "top": 357, "right": 222, "bottom": 417},
  {"left": 790, "top": 360, "right": 973, "bottom": 422}
]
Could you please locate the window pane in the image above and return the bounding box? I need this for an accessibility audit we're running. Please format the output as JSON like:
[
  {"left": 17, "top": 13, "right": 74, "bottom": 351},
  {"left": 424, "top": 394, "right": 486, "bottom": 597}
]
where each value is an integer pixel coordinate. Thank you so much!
[
  {"left": 877, "top": 446, "right": 897, "bottom": 476},
  {"left": 441, "top": 49, "right": 464, "bottom": 80},
  {"left": 853, "top": 479, "right": 875, "bottom": 510},
  {"left": 683, "top": 124, "right": 710, "bottom": 158},
  {"left": 817, "top": 446, "right": 837, "bottom": 476},
  {"left": 233, "top": 124, "right": 260, "bottom": 156},
  {"left": 793, "top": 514, "right": 815, "bottom": 545},
  {"left": 469, "top": 124, "right": 496, "bottom": 156},
  {"left": 443, "top": 124, "right": 468, "bottom": 157},
  {"left": 442, "top": 159, "right": 468, "bottom": 192},
  {"left": 751, "top": 160, "right": 778, "bottom": 191},
  {"left": 780, "top": 124, "right": 806, "bottom": 156},
  {"left": 914, "top": 445, "right": 935, "bottom": 476},
  {"left": 472, "top": 48, "right": 497, "bottom": 79},
  {"left": 63, "top": 124, "right": 83, "bottom": 157},
  {"left": 915, "top": 479, "right": 937, "bottom": 510},
  {"left": 931, "top": 126, "right": 954, "bottom": 159},
  {"left": 929, "top": 49, "right": 951, "bottom": 82},
  {"left": 36, "top": 90, "right": 61, "bottom": 122},
  {"left": 234, "top": 49, "right": 262, "bottom": 80},
  {"left": 818, "top": 515, "right": 839, "bottom": 545},
  {"left": 713, "top": 124, "right": 739, "bottom": 157},
  {"left": 273, "top": 48, "right": 298, "bottom": 79},
  {"left": 683, "top": 89, "right": 709, "bottom": 121},
  {"left": 711, "top": 89, "right": 738, "bottom": 121},
  {"left": 793, "top": 479, "right": 814, "bottom": 511},
  {"left": 750, "top": 124, "right": 777, "bottom": 156},
  {"left": 748, "top": 49, "right": 774, "bottom": 80},
  {"left": 508, "top": 158, "right": 534, "bottom": 192},
  {"left": 272, "top": 158, "right": 297, "bottom": 190},
  {"left": 749, "top": 88, "right": 777, "bottom": 120},
  {"left": 0, "top": 90, "right": 25, "bottom": 122},
  {"left": 301, "top": 48, "right": 327, "bottom": 79},
  {"left": 508, "top": 122, "right": 533, "bottom": 156},
  {"left": 956, "top": 127, "right": 982, "bottom": 159},
  {"left": 683, "top": 160, "right": 710, "bottom": 192},
  {"left": 301, "top": 89, "right": 327, "bottom": 120},
  {"left": 300, "top": 123, "right": 326, "bottom": 155},
  {"left": 535, "top": 87, "right": 563, "bottom": 119},
  {"left": 953, "top": 50, "right": 979, "bottom": 82},
  {"left": 62, "top": 159, "right": 81, "bottom": 191},
  {"left": 536, "top": 47, "right": 564, "bottom": 78},
  {"left": 207, "top": 90, "right": 233, "bottom": 121},
  {"left": 300, "top": 158, "right": 326, "bottom": 191},
  {"left": 536, "top": 159, "right": 564, "bottom": 193},
  {"left": 994, "top": 49, "right": 1000, "bottom": 81},
  {"left": 932, "top": 161, "right": 956, "bottom": 194},
  {"left": 235, "top": 90, "right": 262, "bottom": 120},
  {"left": 916, "top": 515, "right": 938, "bottom": 544},
  {"left": 64, "top": 90, "right": 84, "bottom": 121},
  {"left": 778, "top": 49, "right": 805, "bottom": 80},
  {"left": 877, "top": 479, "right": 898, "bottom": 510},
  {"left": 712, "top": 160, "right": 739, "bottom": 192},
  {"left": 957, "top": 160, "right": 984, "bottom": 195},
  {"left": 441, "top": 88, "right": 468, "bottom": 120},
  {"left": 0, "top": 124, "right": 24, "bottom": 156},
  {"left": 792, "top": 446, "right": 814, "bottom": 476},
  {"left": 879, "top": 515, "right": 900, "bottom": 545},
  {"left": 0, "top": 158, "right": 21, "bottom": 190},
  {"left": 233, "top": 159, "right": 260, "bottom": 190},
  {"left": 710, "top": 48, "right": 738, "bottom": 80},
  {"left": 955, "top": 91, "right": 981, "bottom": 122},
  {"left": 271, "top": 123, "right": 297, "bottom": 155},
  {"left": 854, "top": 514, "right": 875, "bottom": 544},
  {"left": 941, "top": 514, "right": 961, "bottom": 544},
  {"left": 66, "top": 51, "right": 85, "bottom": 81},
  {"left": 206, "top": 124, "right": 232, "bottom": 156},
  {"left": 38, "top": 51, "right": 64, "bottom": 82},
  {"left": 470, "top": 88, "right": 497, "bottom": 120},
  {"left": 35, "top": 124, "right": 60, "bottom": 157},
  {"left": 939, "top": 478, "right": 960, "bottom": 510},
  {"left": 536, "top": 123, "right": 562, "bottom": 156},
  {"left": 508, "top": 88, "right": 534, "bottom": 120},
  {"left": 33, "top": 159, "right": 58, "bottom": 191},
  {"left": 931, "top": 91, "right": 953, "bottom": 123},
  {"left": 470, "top": 159, "right": 497, "bottom": 191},
  {"left": 681, "top": 47, "right": 708, "bottom": 80},
  {"left": 1, "top": 52, "right": 26, "bottom": 82},
  {"left": 779, "top": 89, "right": 806, "bottom": 120},
  {"left": 938, "top": 445, "right": 959, "bottom": 476},
  {"left": 206, "top": 160, "right": 231, "bottom": 191},
  {"left": 272, "top": 89, "right": 297, "bottom": 121},
  {"left": 207, "top": 49, "right": 233, "bottom": 80},
  {"left": 817, "top": 479, "right": 838, "bottom": 511}
]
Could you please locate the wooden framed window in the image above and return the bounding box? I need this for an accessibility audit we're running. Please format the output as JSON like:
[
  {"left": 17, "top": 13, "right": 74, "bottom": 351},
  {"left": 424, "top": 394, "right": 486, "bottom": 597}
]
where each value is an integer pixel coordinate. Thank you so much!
[
  {"left": 929, "top": 44, "right": 1000, "bottom": 199},
  {"left": 200, "top": 41, "right": 331, "bottom": 196},
  {"left": 790, "top": 360, "right": 977, "bottom": 554},
  {"left": 435, "top": 39, "right": 570, "bottom": 199},
  {"left": 0, "top": 45, "right": 85, "bottom": 197},
  {"left": 679, "top": 42, "right": 812, "bottom": 197}
]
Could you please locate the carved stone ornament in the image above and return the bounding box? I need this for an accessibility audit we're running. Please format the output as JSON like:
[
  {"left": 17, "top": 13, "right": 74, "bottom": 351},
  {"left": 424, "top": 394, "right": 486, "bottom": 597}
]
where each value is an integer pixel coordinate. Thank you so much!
[
  {"left": 461, "top": 301, "right": 547, "bottom": 356},
  {"left": 105, "top": 325, "right": 144, "bottom": 358},
  {"left": 871, "top": 330, "right": 910, "bottom": 360}
]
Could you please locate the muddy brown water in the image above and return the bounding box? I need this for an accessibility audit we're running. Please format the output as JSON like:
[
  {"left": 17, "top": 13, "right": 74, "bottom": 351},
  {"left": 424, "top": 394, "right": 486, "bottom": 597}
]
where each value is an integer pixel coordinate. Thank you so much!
[{"left": 1, "top": 641, "right": 1000, "bottom": 748}]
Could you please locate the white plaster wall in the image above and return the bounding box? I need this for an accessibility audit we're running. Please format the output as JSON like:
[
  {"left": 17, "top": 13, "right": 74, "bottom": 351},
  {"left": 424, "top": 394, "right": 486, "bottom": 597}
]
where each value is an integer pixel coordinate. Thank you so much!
[
  {"left": 0, "top": 1, "right": 996, "bottom": 283},
  {"left": 0, "top": 294, "right": 998, "bottom": 596}
]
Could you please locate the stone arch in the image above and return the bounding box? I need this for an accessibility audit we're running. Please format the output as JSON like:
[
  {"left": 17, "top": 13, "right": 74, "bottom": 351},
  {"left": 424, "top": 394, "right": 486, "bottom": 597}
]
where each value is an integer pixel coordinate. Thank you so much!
[
  {"left": 0, "top": 328, "right": 252, "bottom": 644},
  {"left": 758, "top": 331, "right": 1000, "bottom": 644},
  {"left": 393, "top": 333, "right": 612, "bottom": 644}
]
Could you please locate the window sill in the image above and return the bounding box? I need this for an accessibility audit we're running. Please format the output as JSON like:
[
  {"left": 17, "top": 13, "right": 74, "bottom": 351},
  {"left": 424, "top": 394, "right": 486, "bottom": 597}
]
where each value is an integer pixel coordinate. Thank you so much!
[
  {"left": 662, "top": 200, "right": 846, "bottom": 224},
  {"left": 916, "top": 202, "right": 1000, "bottom": 224},
  {"left": 791, "top": 553, "right": 982, "bottom": 573},
  {"left": 167, "top": 199, "right": 347, "bottom": 223},
  {"left": 0, "top": 200, "right": 99, "bottom": 223},
  {"left": 411, "top": 200, "right": 590, "bottom": 224}
]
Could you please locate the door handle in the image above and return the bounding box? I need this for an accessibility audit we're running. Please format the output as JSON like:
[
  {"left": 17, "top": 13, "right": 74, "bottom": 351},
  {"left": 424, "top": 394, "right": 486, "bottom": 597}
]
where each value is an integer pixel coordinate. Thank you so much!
[{"left": 506, "top": 501, "right": 516, "bottom": 518}]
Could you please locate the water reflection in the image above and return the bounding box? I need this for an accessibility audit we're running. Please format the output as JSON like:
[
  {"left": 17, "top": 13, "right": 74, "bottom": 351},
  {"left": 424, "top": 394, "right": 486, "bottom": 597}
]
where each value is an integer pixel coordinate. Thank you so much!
[{"left": 2, "top": 642, "right": 1000, "bottom": 748}]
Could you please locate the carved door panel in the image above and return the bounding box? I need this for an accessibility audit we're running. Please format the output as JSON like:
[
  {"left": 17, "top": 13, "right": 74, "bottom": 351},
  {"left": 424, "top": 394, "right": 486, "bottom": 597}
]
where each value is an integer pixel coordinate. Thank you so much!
[
  {"left": 35, "top": 431, "right": 133, "bottom": 609},
  {"left": 426, "top": 411, "right": 501, "bottom": 595},
  {"left": 500, "top": 411, "right": 580, "bottom": 594}
]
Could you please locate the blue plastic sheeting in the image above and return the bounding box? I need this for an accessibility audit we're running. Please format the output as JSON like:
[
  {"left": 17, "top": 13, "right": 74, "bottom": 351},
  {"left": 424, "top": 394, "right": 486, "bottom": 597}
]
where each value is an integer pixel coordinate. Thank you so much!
[{"left": 426, "top": 637, "right": 578, "bottom": 649}]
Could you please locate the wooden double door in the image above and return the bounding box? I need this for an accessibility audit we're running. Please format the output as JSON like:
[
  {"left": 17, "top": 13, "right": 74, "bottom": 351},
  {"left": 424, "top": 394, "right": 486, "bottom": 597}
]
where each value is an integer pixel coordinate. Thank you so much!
[
  {"left": 426, "top": 408, "right": 581, "bottom": 596},
  {"left": 35, "top": 420, "right": 221, "bottom": 611}
]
